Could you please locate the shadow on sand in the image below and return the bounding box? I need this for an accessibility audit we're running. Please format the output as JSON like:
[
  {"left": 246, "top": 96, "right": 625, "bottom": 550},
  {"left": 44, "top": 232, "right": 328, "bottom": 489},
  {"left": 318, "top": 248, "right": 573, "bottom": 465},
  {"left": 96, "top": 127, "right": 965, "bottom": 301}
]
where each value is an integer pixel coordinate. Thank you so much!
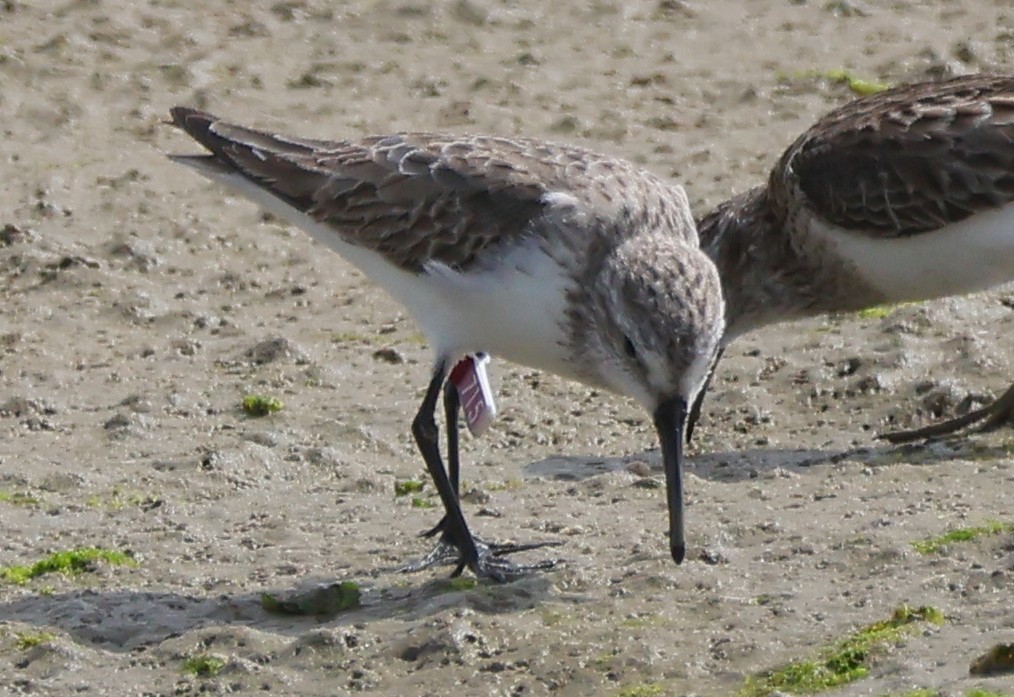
[
  {"left": 0, "top": 567, "right": 559, "bottom": 651},
  {"left": 525, "top": 435, "right": 1004, "bottom": 484},
  {"left": 1, "top": 436, "right": 1000, "bottom": 651}
]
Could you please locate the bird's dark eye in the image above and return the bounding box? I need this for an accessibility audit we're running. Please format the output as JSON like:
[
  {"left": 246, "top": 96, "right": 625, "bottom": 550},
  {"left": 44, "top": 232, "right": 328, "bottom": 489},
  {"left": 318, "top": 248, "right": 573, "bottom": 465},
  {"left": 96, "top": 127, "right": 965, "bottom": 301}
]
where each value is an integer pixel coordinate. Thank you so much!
[{"left": 623, "top": 335, "right": 637, "bottom": 359}]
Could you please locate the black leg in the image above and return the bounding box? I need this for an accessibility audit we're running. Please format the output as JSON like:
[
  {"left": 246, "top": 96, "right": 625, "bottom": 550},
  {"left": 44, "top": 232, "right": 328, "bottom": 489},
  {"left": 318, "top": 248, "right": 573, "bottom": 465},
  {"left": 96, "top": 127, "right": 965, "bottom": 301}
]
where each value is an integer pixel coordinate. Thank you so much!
[
  {"left": 400, "top": 358, "right": 563, "bottom": 581},
  {"left": 409, "top": 359, "right": 479, "bottom": 576},
  {"left": 414, "top": 371, "right": 561, "bottom": 570},
  {"left": 445, "top": 379, "right": 462, "bottom": 496},
  {"left": 413, "top": 380, "right": 464, "bottom": 568},
  {"left": 419, "top": 380, "right": 462, "bottom": 541}
]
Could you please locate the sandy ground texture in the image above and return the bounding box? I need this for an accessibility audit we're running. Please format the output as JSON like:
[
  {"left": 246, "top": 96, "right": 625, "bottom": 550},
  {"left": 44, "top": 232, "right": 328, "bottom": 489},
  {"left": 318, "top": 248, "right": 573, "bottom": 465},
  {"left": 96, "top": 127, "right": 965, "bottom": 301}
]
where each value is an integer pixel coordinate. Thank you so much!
[{"left": 1, "top": 1, "right": 1013, "bottom": 695}]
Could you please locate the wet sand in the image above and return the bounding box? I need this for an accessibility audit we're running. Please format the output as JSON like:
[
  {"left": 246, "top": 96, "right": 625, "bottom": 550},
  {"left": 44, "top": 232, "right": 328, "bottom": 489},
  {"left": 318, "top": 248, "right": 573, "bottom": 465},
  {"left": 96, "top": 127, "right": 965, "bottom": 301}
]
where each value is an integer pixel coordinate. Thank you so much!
[{"left": 1, "top": 1, "right": 1012, "bottom": 695}]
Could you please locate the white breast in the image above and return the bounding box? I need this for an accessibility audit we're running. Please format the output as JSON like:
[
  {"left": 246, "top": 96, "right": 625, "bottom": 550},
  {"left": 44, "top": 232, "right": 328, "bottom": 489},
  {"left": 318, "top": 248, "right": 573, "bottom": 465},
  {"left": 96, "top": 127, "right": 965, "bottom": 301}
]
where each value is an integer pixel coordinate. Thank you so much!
[{"left": 417, "top": 241, "right": 575, "bottom": 376}]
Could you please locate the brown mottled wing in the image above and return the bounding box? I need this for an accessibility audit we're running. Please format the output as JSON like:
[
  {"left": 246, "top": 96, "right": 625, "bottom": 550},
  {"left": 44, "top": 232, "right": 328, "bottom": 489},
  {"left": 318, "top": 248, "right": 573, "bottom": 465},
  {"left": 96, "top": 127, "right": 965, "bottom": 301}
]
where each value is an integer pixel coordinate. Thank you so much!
[
  {"left": 773, "top": 74, "right": 1014, "bottom": 236},
  {"left": 169, "top": 107, "right": 687, "bottom": 271}
]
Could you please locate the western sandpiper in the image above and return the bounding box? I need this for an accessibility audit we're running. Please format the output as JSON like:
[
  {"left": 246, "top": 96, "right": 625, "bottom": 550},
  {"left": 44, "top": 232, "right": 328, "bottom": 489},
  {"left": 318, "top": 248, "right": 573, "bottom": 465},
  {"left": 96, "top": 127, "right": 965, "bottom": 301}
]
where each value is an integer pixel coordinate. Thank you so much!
[
  {"left": 168, "top": 107, "right": 725, "bottom": 580},
  {"left": 695, "top": 73, "right": 1014, "bottom": 443}
]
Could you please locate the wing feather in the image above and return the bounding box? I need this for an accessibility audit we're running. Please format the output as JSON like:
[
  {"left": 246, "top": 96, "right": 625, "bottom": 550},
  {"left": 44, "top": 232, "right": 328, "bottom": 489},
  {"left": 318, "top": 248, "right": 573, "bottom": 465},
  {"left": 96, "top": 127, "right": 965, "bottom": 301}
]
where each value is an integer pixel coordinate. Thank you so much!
[
  {"left": 169, "top": 107, "right": 695, "bottom": 271},
  {"left": 772, "top": 74, "right": 1014, "bottom": 236}
]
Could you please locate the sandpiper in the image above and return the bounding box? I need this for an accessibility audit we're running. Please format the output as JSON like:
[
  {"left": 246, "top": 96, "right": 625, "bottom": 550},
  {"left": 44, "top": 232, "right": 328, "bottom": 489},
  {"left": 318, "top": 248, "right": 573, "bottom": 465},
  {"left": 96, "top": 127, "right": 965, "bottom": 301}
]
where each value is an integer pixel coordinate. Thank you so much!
[
  {"left": 168, "top": 107, "right": 725, "bottom": 580},
  {"left": 694, "top": 73, "right": 1014, "bottom": 443}
]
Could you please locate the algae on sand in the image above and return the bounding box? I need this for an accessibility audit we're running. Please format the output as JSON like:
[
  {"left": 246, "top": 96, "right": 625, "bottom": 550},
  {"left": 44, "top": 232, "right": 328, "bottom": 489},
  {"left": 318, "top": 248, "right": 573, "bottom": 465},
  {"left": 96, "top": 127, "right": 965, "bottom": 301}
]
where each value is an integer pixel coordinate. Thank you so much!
[
  {"left": 0, "top": 547, "right": 137, "bottom": 585},
  {"left": 741, "top": 606, "right": 945, "bottom": 696},
  {"left": 394, "top": 479, "right": 425, "bottom": 497},
  {"left": 912, "top": 521, "right": 1014, "bottom": 555},
  {"left": 242, "top": 394, "right": 284, "bottom": 417},
  {"left": 262, "top": 581, "right": 362, "bottom": 616},
  {"left": 182, "top": 654, "right": 227, "bottom": 677}
]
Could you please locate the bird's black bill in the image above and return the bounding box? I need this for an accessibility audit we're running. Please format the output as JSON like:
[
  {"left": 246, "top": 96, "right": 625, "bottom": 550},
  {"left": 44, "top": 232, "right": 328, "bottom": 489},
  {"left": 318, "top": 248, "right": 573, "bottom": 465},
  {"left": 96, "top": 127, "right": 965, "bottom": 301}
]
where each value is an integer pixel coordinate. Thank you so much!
[{"left": 653, "top": 396, "right": 688, "bottom": 564}]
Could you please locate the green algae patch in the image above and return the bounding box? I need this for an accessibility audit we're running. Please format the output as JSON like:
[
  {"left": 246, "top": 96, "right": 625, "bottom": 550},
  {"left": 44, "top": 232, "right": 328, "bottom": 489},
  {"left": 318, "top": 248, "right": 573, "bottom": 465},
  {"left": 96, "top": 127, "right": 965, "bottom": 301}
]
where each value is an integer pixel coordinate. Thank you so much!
[
  {"left": 14, "top": 631, "right": 55, "bottom": 650},
  {"left": 446, "top": 577, "right": 477, "bottom": 592},
  {"left": 394, "top": 479, "right": 425, "bottom": 497},
  {"left": 85, "top": 487, "right": 161, "bottom": 511},
  {"left": 182, "top": 654, "right": 226, "bottom": 677},
  {"left": 857, "top": 305, "right": 894, "bottom": 320},
  {"left": 819, "top": 69, "right": 890, "bottom": 96},
  {"left": 432, "top": 577, "right": 479, "bottom": 595},
  {"left": 782, "top": 69, "right": 891, "bottom": 97},
  {"left": 857, "top": 301, "right": 915, "bottom": 320},
  {"left": 241, "top": 394, "right": 283, "bottom": 417},
  {"left": 0, "top": 491, "right": 41, "bottom": 506},
  {"left": 912, "top": 521, "right": 1014, "bottom": 555},
  {"left": 617, "top": 683, "right": 665, "bottom": 697},
  {"left": 410, "top": 496, "right": 436, "bottom": 509},
  {"left": 740, "top": 605, "right": 944, "bottom": 696},
  {"left": 262, "top": 581, "right": 361, "bottom": 616},
  {"left": 1, "top": 547, "right": 137, "bottom": 585}
]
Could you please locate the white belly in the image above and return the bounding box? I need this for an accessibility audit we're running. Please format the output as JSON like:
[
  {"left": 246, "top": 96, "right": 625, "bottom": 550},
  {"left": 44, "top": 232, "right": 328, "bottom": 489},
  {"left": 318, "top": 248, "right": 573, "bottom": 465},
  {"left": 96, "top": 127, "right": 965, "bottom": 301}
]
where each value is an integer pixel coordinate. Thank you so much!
[{"left": 810, "top": 202, "right": 1014, "bottom": 302}]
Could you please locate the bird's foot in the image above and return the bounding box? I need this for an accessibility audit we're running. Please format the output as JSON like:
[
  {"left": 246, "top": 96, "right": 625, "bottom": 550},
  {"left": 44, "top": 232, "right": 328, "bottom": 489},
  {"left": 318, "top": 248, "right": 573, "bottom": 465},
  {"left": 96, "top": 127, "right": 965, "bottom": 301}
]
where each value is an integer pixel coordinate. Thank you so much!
[
  {"left": 880, "top": 384, "right": 1014, "bottom": 443},
  {"left": 397, "top": 534, "right": 460, "bottom": 572},
  {"left": 398, "top": 525, "right": 563, "bottom": 582},
  {"left": 461, "top": 543, "right": 563, "bottom": 583}
]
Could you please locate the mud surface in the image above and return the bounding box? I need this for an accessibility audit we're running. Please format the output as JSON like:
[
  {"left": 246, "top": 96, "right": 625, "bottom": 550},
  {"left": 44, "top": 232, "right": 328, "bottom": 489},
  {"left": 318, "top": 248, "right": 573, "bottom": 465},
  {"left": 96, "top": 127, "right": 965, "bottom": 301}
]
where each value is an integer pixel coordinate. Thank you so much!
[{"left": 1, "top": 1, "right": 1012, "bottom": 695}]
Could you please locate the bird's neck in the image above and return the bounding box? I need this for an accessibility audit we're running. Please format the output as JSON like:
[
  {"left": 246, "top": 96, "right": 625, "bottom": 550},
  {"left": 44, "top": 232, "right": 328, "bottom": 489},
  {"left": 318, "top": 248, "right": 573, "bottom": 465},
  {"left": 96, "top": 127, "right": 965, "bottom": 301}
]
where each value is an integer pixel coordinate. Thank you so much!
[{"left": 697, "top": 187, "right": 882, "bottom": 341}]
